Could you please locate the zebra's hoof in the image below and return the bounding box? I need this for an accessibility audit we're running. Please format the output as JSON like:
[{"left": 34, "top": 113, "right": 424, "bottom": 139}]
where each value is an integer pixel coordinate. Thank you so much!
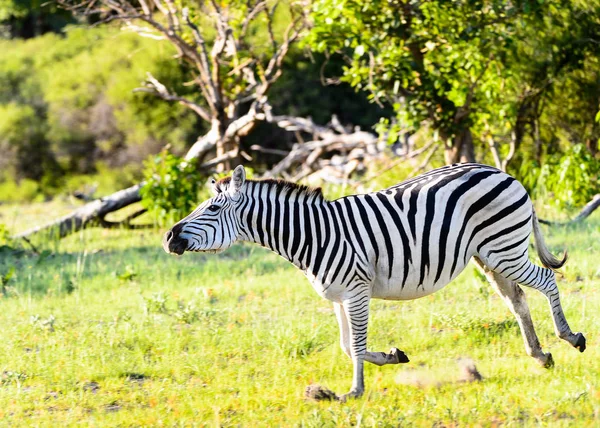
[
  {"left": 390, "top": 347, "right": 410, "bottom": 364},
  {"left": 574, "top": 333, "right": 586, "bottom": 353},
  {"left": 542, "top": 353, "right": 554, "bottom": 369},
  {"left": 339, "top": 388, "right": 364, "bottom": 403}
]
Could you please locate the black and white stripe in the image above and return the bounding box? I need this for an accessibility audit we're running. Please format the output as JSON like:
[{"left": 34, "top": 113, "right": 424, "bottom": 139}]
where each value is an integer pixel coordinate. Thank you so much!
[{"left": 164, "top": 163, "right": 586, "bottom": 400}]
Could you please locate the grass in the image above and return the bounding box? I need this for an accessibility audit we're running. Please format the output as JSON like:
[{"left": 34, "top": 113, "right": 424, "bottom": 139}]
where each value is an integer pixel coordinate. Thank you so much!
[{"left": 0, "top": 201, "right": 599, "bottom": 426}]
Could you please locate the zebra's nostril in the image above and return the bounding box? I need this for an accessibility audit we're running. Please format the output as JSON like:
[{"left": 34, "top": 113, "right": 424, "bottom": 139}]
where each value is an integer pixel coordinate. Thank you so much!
[{"left": 166, "top": 230, "right": 174, "bottom": 242}]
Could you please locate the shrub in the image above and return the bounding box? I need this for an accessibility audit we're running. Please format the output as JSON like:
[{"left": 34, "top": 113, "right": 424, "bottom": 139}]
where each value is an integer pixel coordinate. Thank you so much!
[
  {"left": 536, "top": 144, "right": 600, "bottom": 209},
  {"left": 140, "top": 149, "right": 203, "bottom": 227}
]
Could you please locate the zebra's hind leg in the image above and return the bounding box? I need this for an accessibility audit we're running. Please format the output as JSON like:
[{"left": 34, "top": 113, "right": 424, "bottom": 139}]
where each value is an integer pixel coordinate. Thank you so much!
[
  {"left": 334, "top": 303, "right": 409, "bottom": 367},
  {"left": 473, "top": 257, "right": 554, "bottom": 368},
  {"left": 502, "top": 259, "right": 586, "bottom": 352}
]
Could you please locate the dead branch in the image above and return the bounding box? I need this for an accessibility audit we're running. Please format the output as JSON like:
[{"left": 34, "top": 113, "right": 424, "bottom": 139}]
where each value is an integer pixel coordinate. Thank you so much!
[
  {"left": 98, "top": 208, "right": 150, "bottom": 229},
  {"left": 411, "top": 143, "right": 439, "bottom": 175},
  {"left": 502, "top": 132, "right": 517, "bottom": 171},
  {"left": 354, "top": 141, "right": 437, "bottom": 188},
  {"left": 486, "top": 134, "right": 502, "bottom": 170},
  {"left": 249, "top": 145, "right": 289, "bottom": 156},
  {"left": 15, "top": 184, "right": 144, "bottom": 240},
  {"left": 135, "top": 72, "right": 211, "bottom": 122},
  {"left": 538, "top": 194, "right": 600, "bottom": 226}
]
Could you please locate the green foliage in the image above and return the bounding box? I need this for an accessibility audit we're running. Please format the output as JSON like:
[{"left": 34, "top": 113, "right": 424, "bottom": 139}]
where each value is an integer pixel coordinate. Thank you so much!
[
  {"left": 0, "top": 224, "right": 10, "bottom": 245},
  {"left": 307, "top": 0, "right": 532, "bottom": 136},
  {"left": 143, "top": 292, "right": 170, "bottom": 315},
  {"left": 536, "top": 145, "right": 600, "bottom": 209},
  {"left": 173, "top": 301, "right": 200, "bottom": 324},
  {"left": 0, "top": 25, "right": 201, "bottom": 193},
  {"left": 0, "top": 224, "right": 18, "bottom": 256},
  {"left": 0, "top": 179, "right": 42, "bottom": 203},
  {"left": 1, "top": 266, "right": 15, "bottom": 297},
  {"left": 308, "top": 0, "right": 600, "bottom": 168},
  {"left": 140, "top": 150, "right": 202, "bottom": 227},
  {"left": 115, "top": 265, "right": 138, "bottom": 282}
]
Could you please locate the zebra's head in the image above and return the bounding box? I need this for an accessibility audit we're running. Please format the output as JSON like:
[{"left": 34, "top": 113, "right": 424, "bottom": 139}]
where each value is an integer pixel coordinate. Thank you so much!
[{"left": 163, "top": 165, "right": 247, "bottom": 255}]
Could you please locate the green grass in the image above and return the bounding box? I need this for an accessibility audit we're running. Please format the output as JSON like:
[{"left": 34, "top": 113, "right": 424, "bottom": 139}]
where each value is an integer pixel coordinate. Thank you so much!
[{"left": 0, "top": 202, "right": 599, "bottom": 426}]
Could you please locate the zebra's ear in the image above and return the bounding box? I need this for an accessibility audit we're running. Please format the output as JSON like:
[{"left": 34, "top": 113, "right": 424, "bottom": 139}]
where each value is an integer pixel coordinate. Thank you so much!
[
  {"left": 209, "top": 177, "right": 220, "bottom": 196},
  {"left": 230, "top": 165, "right": 246, "bottom": 194}
]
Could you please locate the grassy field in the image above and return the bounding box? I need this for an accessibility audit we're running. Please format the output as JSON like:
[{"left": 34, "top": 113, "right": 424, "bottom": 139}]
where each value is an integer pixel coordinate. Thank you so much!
[{"left": 0, "top": 200, "right": 599, "bottom": 426}]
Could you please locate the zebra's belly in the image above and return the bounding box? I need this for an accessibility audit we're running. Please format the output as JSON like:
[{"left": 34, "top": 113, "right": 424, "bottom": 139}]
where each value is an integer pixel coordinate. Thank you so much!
[
  {"left": 371, "top": 278, "right": 449, "bottom": 300},
  {"left": 370, "top": 263, "right": 462, "bottom": 301}
]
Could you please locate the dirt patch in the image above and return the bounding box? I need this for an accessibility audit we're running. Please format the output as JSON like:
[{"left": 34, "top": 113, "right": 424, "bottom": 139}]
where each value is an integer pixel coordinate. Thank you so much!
[{"left": 305, "top": 384, "right": 339, "bottom": 401}]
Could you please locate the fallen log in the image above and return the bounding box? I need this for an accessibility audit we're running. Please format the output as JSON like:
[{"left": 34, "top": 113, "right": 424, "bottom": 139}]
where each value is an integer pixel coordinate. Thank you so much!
[
  {"left": 14, "top": 184, "right": 144, "bottom": 240},
  {"left": 538, "top": 194, "right": 600, "bottom": 226}
]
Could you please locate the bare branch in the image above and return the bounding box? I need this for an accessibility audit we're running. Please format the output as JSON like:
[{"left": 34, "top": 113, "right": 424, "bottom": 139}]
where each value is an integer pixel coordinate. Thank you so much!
[
  {"left": 138, "top": 0, "right": 151, "bottom": 16},
  {"left": 411, "top": 143, "right": 439, "bottom": 175},
  {"left": 240, "top": 1, "right": 267, "bottom": 40},
  {"left": 249, "top": 145, "right": 289, "bottom": 156},
  {"left": 135, "top": 72, "right": 211, "bottom": 122},
  {"left": 162, "top": 0, "right": 181, "bottom": 33},
  {"left": 184, "top": 106, "right": 265, "bottom": 161},
  {"left": 98, "top": 208, "right": 150, "bottom": 229},
  {"left": 265, "top": 1, "right": 279, "bottom": 54},
  {"left": 121, "top": 22, "right": 165, "bottom": 40},
  {"left": 330, "top": 114, "right": 348, "bottom": 134},
  {"left": 539, "top": 194, "right": 600, "bottom": 225},
  {"left": 198, "top": 150, "right": 239, "bottom": 170},
  {"left": 502, "top": 132, "right": 517, "bottom": 171},
  {"left": 181, "top": 7, "right": 219, "bottom": 109},
  {"left": 486, "top": 134, "right": 503, "bottom": 170},
  {"left": 150, "top": 0, "right": 168, "bottom": 15}
]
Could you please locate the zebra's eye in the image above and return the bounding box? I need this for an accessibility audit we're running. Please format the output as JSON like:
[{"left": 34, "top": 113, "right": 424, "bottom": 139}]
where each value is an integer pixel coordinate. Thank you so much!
[{"left": 207, "top": 204, "right": 220, "bottom": 212}]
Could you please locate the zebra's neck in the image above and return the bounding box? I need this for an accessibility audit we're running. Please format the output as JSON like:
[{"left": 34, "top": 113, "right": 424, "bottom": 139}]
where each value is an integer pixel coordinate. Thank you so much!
[{"left": 236, "top": 180, "right": 328, "bottom": 270}]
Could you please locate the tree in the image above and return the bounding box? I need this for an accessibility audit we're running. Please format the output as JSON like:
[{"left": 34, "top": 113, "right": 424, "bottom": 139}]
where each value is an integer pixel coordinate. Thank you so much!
[
  {"left": 15, "top": 0, "right": 310, "bottom": 238},
  {"left": 0, "top": 0, "right": 75, "bottom": 38},
  {"left": 62, "top": 0, "right": 308, "bottom": 171},
  {"left": 307, "top": 0, "right": 600, "bottom": 166}
]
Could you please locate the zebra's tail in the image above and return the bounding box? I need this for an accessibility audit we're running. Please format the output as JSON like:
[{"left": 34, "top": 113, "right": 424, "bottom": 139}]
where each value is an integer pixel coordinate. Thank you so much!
[{"left": 532, "top": 209, "right": 568, "bottom": 270}]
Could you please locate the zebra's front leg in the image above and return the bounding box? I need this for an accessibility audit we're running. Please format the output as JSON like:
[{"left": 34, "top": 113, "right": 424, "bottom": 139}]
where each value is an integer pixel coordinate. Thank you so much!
[
  {"left": 334, "top": 303, "right": 410, "bottom": 366},
  {"left": 337, "top": 286, "right": 372, "bottom": 402}
]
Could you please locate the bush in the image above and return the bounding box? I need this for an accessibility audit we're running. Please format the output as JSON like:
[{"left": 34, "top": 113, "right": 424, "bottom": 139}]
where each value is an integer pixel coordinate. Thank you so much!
[
  {"left": 0, "top": 178, "right": 43, "bottom": 203},
  {"left": 140, "top": 150, "right": 203, "bottom": 227},
  {"left": 535, "top": 144, "right": 600, "bottom": 209}
]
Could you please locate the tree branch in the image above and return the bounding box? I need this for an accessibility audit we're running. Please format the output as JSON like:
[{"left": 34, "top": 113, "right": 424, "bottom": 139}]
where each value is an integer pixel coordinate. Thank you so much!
[
  {"left": 539, "top": 194, "right": 600, "bottom": 225},
  {"left": 135, "top": 72, "right": 211, "bottom": 122}
]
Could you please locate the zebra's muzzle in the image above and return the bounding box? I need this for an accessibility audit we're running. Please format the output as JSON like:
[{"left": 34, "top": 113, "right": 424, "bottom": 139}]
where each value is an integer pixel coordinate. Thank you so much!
[{"left": 163, "top": 225, "right": 188, "bottom": 255}]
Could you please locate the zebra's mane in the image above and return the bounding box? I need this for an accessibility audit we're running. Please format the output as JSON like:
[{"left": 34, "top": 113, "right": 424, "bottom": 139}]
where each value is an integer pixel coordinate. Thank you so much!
[{"left": 216, "top": 177, "right": 325, "bottom": 201}]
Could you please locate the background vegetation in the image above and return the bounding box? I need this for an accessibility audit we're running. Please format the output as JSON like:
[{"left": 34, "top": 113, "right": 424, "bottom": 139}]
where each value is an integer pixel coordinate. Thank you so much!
[{"left": 0, "top": 0, "right": 598, "bottom": 209}]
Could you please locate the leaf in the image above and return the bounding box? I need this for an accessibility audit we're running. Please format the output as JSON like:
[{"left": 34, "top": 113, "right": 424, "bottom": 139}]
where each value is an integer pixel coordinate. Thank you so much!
[{"left": 1, "top": 267, "right": 15, "bottom": 286}]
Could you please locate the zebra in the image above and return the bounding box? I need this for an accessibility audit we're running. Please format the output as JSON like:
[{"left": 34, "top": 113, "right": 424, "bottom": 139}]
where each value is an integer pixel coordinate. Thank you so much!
[{"left": 163, "top": 163, "right": 586, "bottom": 401}]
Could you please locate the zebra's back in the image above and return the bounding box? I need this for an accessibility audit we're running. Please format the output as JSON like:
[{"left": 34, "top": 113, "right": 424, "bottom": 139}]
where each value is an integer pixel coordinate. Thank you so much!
[{"left": 332, "top": 164, "right": 533, "bottom": 300}]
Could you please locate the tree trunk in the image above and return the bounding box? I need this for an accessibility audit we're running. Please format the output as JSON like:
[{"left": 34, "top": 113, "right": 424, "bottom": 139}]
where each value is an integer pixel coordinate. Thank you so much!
[
  {"left": 585, "top": 138, "right": 598, "bottom": 157},
  {"left": 444, "top": 128, "right": 475, "bottom": 164}
]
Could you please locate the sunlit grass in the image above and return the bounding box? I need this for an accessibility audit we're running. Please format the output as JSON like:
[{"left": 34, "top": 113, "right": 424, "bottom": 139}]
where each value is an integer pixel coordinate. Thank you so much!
[{"left": 0, "top": 203, "right": 598, "bottom": 425}]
